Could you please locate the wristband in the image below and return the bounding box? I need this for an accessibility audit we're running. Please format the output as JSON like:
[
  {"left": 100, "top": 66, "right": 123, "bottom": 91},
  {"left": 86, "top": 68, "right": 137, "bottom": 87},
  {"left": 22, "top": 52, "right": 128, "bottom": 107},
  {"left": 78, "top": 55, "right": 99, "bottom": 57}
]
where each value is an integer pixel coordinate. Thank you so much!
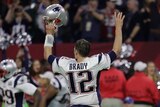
[{"left": 44, "top": 34, "right": 54, "bottom": 47}]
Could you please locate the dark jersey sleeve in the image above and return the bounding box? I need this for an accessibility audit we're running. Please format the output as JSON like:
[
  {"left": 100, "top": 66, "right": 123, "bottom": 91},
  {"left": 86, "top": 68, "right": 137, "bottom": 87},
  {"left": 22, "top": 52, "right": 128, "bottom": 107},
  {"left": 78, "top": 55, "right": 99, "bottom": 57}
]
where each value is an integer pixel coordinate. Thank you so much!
[
  {"left": 14, "top": 72, "right": 38, "bottom": 88},
  {"left": 48, "top": 55, "right": 57, "bottom": 65},
  {"left": 107, "top": 51, "right": 117, "bottom": 63}
]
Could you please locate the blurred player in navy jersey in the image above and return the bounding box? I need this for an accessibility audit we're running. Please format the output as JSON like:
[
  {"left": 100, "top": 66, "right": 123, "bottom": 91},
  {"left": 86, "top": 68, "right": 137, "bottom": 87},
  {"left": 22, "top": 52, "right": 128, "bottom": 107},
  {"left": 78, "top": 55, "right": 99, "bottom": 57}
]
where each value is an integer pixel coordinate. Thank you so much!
[
  {"left": 43, "top": 12, "right": 124, "bottom": 107},
  {"left": 0, "top": 59, "right": 41, "bottom": 107}
]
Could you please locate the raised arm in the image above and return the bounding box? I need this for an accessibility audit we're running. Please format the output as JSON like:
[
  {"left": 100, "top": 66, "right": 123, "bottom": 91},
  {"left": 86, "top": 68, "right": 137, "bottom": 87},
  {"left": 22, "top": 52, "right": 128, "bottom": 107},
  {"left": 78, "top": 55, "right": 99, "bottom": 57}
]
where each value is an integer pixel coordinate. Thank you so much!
[
  {"left": 44, "top": 23, "right": 57, "bottom": 60},
  {"left": 112, "top": 12, "right": 125, "bottom": 55}
]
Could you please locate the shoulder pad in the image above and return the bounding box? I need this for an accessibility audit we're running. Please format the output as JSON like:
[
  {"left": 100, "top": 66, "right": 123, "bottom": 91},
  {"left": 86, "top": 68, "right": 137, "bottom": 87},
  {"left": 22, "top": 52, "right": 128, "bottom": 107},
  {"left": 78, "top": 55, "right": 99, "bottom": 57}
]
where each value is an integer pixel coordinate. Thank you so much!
[{"left": 14, "top": 74, "right": 29, "bottom": 87}]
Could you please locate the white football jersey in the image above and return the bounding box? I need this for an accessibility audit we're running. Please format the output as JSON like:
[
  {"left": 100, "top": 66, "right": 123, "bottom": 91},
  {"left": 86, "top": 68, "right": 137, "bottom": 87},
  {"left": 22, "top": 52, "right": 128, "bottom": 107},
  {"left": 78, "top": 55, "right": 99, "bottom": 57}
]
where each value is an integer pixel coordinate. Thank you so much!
[
  {"left": 0, "top": 73, "right": 37, "bottom": 107},
  {"left": 50, "top": 53, "right": 111, "bottom": 106},
  {"left": 48, "top": 74, "right": 70, "bottom": 107}
]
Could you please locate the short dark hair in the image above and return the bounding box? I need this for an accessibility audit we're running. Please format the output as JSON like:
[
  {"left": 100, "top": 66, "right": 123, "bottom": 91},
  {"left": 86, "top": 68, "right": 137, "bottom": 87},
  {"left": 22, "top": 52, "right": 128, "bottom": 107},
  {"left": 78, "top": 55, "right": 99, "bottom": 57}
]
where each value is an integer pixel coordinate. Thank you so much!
[{"left": 75, "top": 39, "right": 91, "bottom": 57}]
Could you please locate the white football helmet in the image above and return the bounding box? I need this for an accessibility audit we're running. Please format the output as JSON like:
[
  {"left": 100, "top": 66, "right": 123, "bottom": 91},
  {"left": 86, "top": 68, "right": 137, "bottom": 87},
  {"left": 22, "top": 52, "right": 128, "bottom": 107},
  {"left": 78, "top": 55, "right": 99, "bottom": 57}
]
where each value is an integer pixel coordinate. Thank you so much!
[
  {"left": 0, "top": 59, "right": 17, "bottom": 81},
  {"left": 43, "top": 4, "right": 68, "bottom": 27}
]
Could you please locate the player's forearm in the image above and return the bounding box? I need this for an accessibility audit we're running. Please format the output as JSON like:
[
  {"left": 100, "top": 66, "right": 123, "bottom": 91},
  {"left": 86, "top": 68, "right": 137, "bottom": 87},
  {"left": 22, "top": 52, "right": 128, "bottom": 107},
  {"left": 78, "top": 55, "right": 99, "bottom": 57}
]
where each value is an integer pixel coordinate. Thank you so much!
[
  {"left": 44, "top": 46, "right": 52, "bottom": 60},
  {"left": 112, "top": 12, "right": 124, "bottom": 55},
  {"left": 33, "top": 90, "right": 41, "bottom": 107},
  {"left": 112, "top": 26, "right": 122, "bottom": 55},
  {"left": 44, "top": 34, "right": 54, "bottom": 60}
]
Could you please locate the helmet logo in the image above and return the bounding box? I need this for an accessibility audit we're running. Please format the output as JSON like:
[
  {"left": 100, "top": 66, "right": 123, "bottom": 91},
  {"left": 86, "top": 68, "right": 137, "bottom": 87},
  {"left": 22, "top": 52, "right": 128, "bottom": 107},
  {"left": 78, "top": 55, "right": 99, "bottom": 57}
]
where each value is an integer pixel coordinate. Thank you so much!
[{"left": 52, "top": 7, "right": 61, "bottom": 12}]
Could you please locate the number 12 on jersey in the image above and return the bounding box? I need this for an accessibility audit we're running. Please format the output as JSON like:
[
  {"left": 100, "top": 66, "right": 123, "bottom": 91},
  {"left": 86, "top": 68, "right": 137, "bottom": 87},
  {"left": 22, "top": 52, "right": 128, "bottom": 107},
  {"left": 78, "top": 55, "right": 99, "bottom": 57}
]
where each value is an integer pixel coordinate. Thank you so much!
[{"left": 66, "top": 71, "right": 95, "bottom": 94}]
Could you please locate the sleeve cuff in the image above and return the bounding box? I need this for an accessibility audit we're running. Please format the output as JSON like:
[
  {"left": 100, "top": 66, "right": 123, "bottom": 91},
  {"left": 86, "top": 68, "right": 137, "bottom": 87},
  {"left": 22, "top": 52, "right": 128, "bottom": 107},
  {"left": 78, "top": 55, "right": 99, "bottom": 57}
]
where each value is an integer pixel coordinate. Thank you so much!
[
  {"left": 48, "top": 55, "right": 56, "bottom": 65},
  {"left": 107, "top": 51, "right": 117, "bottom": 63}
]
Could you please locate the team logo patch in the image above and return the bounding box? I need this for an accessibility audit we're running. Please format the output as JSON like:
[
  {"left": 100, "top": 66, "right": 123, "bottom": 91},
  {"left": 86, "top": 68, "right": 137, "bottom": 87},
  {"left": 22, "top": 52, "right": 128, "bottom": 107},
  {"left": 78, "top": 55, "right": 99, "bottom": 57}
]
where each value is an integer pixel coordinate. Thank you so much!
[
  {"left": 52, "top": 7, "right": 61, "bottom": 12},
  {"left": 8, "top": 81, "right": 12, "bottom": 86}
]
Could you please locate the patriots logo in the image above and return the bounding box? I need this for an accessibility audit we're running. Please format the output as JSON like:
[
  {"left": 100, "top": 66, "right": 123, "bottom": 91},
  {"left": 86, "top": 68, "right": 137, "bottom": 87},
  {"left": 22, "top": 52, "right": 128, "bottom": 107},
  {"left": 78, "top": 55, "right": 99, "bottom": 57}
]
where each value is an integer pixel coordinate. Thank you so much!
[
  {"left": 8, "top": 81, "right": 12, "bottom": 86},
  {"left": 52, "top": 7, "right": 61, "bottom": 12}
]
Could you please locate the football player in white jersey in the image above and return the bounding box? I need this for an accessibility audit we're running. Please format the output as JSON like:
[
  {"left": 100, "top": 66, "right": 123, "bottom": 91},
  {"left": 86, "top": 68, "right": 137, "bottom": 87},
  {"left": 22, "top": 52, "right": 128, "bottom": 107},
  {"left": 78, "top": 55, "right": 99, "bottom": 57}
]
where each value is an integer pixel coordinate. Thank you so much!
[
  {"left": 40, "top": 73, "right": 70, "bottom": 107},
  {"left": 43, "top": 11, "right": 124, "bottom": 107},
  {"left": 0, "top": 59, "right": 41, "bottom": 107}
]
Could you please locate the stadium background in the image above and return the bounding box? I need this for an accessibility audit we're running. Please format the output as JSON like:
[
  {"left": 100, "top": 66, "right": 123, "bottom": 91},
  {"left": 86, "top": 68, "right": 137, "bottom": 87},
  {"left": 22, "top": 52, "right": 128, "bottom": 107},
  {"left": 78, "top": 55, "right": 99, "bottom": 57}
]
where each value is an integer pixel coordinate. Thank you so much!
[{"left": 1, "top": 42, "right": 160, "bottom": 69}]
